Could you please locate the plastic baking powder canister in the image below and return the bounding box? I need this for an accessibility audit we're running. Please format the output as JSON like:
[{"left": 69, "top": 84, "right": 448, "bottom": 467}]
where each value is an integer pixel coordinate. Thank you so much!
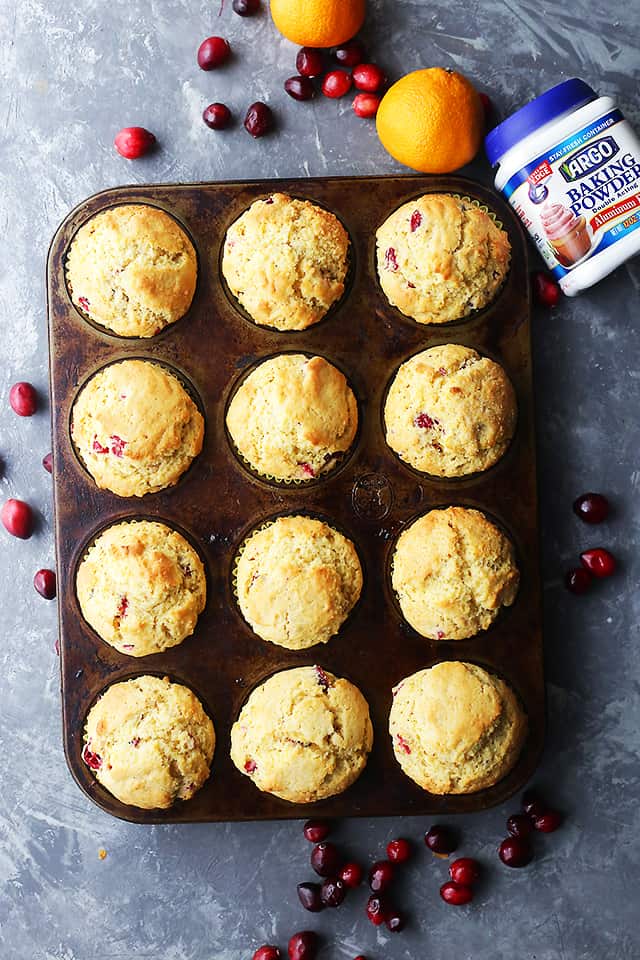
[{"left": 485, "top": 79, "right": 640, "bottom": 295}]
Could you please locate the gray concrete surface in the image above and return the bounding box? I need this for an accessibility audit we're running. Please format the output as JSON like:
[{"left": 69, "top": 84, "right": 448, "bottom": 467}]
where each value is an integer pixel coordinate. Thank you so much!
[{"left": 1, "top": 1, "right": 639, "bottom": 958}]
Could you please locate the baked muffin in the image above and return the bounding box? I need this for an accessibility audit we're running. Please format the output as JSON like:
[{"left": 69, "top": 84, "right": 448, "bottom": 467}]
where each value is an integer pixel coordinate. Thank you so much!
[
  {"left": 384, "top": 344, "right": 516, "bottom": 477},
  {"left": 76, "top": 520, "right": 206, "bottom": 657},
  {"left": 230, "top": 666, "right": 373, "bottom": 803},
  {"left": 226, "top": 354, "right": 357, "bottom": 481},
  {"left": 376, "top": 194, "right": 511, "bottom": 324},
  {"left": 391, "top": 507, "right": 519, "bottom": 640},
  {"left": 82, "top": 675, "right": 215, "bottom": 809},
  {"left": 66, "top": 204, "right": 197, "bottom": 337},
  {"left": 389, "top": 661, "right": 527, "bottom": 794},
  {"left": 222, "top": 193, "right": 349, "bottom": 331},
  {"left": 71, "top": 359, "right": 204, "bottom": 497},
  {"left": 235, "top": 515, "right": 362, "bottom": 649}
]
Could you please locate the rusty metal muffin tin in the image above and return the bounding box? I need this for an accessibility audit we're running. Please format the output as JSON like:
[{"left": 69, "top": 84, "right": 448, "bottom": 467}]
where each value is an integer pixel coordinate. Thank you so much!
[{"left": 47, "top": 175, "right": 544, "bottom": 824}]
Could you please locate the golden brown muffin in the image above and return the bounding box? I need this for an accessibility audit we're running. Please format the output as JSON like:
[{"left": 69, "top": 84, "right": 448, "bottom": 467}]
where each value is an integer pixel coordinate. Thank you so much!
[
  {"left": 71, "top": 359, "right": 204, "bottom": 497},
  {"left": 389, "top": 661, "right": 527, "bottom": 794},
  {"left": 376, "top": 194, "right": 511, "bottom": 324},
  {"left": 82, "top": 675, "right": 215, "bottom": 809},
  {"left": 76, "top": 521, "right": 206, "bottom": 657},
  {"left": 235, "top": 515, "right": 362, "bottom": 649},
  {"left": 222, "top": 193, "right": 349, "bottom": 331},
  {"left": 230, "top": 666, "right": 373, "bottom": 803},
  {"left": 226, "top": 354, "right": 357, "bottom": 481},
  {"left": 66, "top": 204, "right": 197, "bottom": 337},
  {"left": 391, "top": 507, "right": 519, "bottom": 640},
  {"left": 384, "top": 344, "right": 517, "bottom": 477}
]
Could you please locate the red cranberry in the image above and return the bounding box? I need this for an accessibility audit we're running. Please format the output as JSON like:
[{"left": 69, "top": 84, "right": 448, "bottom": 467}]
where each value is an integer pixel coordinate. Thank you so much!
[
  {"left": 353, "top": 93, "right": 381, "bottom": 118},
  {"left": 573, "top": 492, "right": 610, "bottom": 524},
  {"left": 532, "top": 270, "right": 560, "bottom": 308},
  {"left": 522, "top": 788, "right": 547, "bottom": 817},
  {"left": 479, "top": 92, "right": 494, "bottom": 126},
  {"left": 384, "top": 246, "right": 399, "bottom": 271},
  {"left": 322, "top": 70, "right": 352, "bottom": 99},
  {"left": 565, "top": 567, "right": 592, "bottom": 594},
  {"left": 410, "top": 210, "right": 423, "bottom": 231},
  {"left": 320, "top": 877, "right": 346, "bottom": 907},
  {"left": 233, "top": 0, "right": 260, "bottom": 14},
  {"left": 114, "top": 127, "right": 156, "bottom": 159},
  {"left": 366, "top": 894, "right": 388, "bottom": 926},
  {"left": 253, "top": 948, "right": 281, "bottom": 960},
  {"left": 42, "top": 452, "right": 53, "bottom": 474},
  {"left": 533, "top": 809, "right": 563, "bottom": 833},
  {"left": 340, "top": 862, "right": 363, "bottom": 888},
  {"left": 440, "top": 880, "right": 473, "bottom": 905},
  {"left": 311, "top": 842, "right": 342, "bottom": 877},
  {"left": 352, "top": 63, "right": 386, "bottom": 92},
  {"left": 297, "top": 882, "right": 324, "bottom": 912},
  {"left": 296, "top": 47, "right": 324, "bottom": 78},
  {"left": 244, "top": 101, "right": 274, "bottom": 137},
  {"left": 303, "top": 819, "right": 331, "bottom": 843},
  {"left": 580, "top": 547, "right": 616, "bottom": 578},
  {"left": 425, "top": 825, "right": 458, "bottom": 856},
  {"left": 386, "top": 838, "right": 412, "bottom": 863},
  {"left": 9, "top": 382, "right": 37, "bottom": 416},
  {"left": 335, "top": 40, "right": 366, "bottom": 67},
  {"left": 386, "top": 912, "right": 406, "bottom": 932},
  {"left": 368, "top": 860, "right": 394, "bottom": 893},
  {"left": 34, "top": 569, "right": 56, "bottom": 600},
  {"left": 449, "top": 858, "right": 480, "bottom": 885},
  {"left": 82, "top": 743, "right": 102, "bottom": 770},
  {"left": 285, "top": 76, "right": 316, "bottom": 101},
  {"left": 414, "top": 412, "right": 435, "bottom": 430},
  {"left": 499, "top": 836, "right": 533, "bottom": 868},
  {"left": 507, "top": 813, "right": 534, "bottom": 838},
  {"left": 203, "top": 103, "right": 232, "bottom": 129},
  {"left": 197, "top": 36, "right": 231, "bottom": 70},
  {"left": 1, "top": 499, "right": 34, "bottom": 539},
  {"left": 288, "top": 931, "right": 318, "bottom": 960}
]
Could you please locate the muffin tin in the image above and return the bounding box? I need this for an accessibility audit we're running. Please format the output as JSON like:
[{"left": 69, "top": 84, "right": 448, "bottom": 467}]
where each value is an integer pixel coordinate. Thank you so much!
[{"left": 47, "top": 174, "right": 544, "bottom": 823}]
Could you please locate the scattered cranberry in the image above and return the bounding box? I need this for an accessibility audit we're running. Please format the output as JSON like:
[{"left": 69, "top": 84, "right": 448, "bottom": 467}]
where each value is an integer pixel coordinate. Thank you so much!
[
  {"left": 425, "top": 825, "right": 458, "bottom": 856},
  {"left": 386, "top": 838, "right": 412, "bottom": 863},
  {"left": 335, "top": 40, "right": 366, "bottom": 67},
  {"left": 352, "top": 63, "right": 386, "bottom": 92},
  {"left": 440, "top": 880, "right": 473, "bottom": 905},
  {"left": 320, "top": 877, "right": 346, "bottom": 907},
  {"left": 244, "top": 102, "right": 274, "bottom": 137},
  {"left": 499, "top": 836, "right": 533, "bottom": 868},
  {"left": 114, "top": 127, "right": 156, "bottom": 159},
  {"left": 233, "top": 0, "right": 260, "bottom": 14},
  {"left": 352, "top": 93, "right": 381, "bottom": 118},
  {"left": 303, "top": 819, "right": 331, "bottom": 843},
  {"left": 297, "top": 882, "right": 324, "bottom": 912},
  {"left": 34, "top": 569, "right": 56, "bottom": 600},
  {"left": 565, "top": 567, "right": 592, "bottom": 595},
  {"left": 9, "top": 382, "right": 37, "bottom": 417},
  {"left": 288, "top": 931, "right": 318, "bottom": 960},
  {"left": 197, "top": 36, "right": 231, "bottom": 70},
  {"left": 340, "top": 862, "right": 363, "bottom": 888},
  {"left": 369, "top": 860, "right": 394, "bottom": 893},
  {"left": 573, "top": 492, "right": 610, "bottom": 524},
  {"left": 1, "top": 499, "right": 33, "bottom": 539},
  {"left": 507, "top": 813, "right": 534, "bottom": 838},
  {"left": 253, "top": 947, "right": 281, "bottom": 960},
  {"left": 386, "top": 912, "right": 406, "bottom": 933},
  {"left": 479, "top": 92, "right": 494, "bottom": 125},
  {"left": 285, "top": 76, "right": 316, "bottom": 101},
  {"left": 532, "top": 270, "right": 561, "bottom": 308},
  {"left": 203, "top": 103, "right": 232, "bottom": 129},
  {"left": 449, "top": 858, "right": 480, "bottom": 885},
  {"left": 522, "top": 788, "right": 547, "bottom": 817},
  {"left": 580, "top": 547, "right": 616, "bottom": 578},
  {"left": 533, "top": 809, "right": 563, "bottom": 833},
  {"left": 311, "top": 842, "right": 342, "bottom": 877},
  {"left": 296, "top": 47, "right": 324, "bottom": 78},
  {"left": 366, "top": 894, "right": 388, "bottom": 926},
  {"left": 42, "top": 452, "right": 53, "bottom": 474},
  {"left": 322, "top": 70, "right": 352, "bottom": 99}
]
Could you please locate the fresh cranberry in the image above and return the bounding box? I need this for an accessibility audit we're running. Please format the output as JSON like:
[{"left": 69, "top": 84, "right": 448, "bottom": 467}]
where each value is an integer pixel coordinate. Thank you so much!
[
  {"left": 303, "top": 819, "right": 331, "bottom": 843},
  {"left": 322, "top": 70, "right": 352, "bottom": 99},
  {"left": 479, "top": 92, "right": 493, "bottom": 126},
  {"left": 386, "top": 912, "right": 406, "bottom": 932},
  {"left": 335, "top": 40, "right": 366, "bottom": 67},
  {"left": 532, "top": 270, "right": 561, "bottom": 308},
  {"left": 499, "top": 836, "right": 533, "bottom": 868},
  {"left": 233, "top": 0, "right": 260, "bottom": 14},
  {"left": 507, "top": 813, "right": 534, "bottom": 838},
  {"left": 352, "top": 93, "right": 381, "bottom": 118},
  {"left": 369, "top": 860, "right": 394, "bottom": 893},
  {"left": 533, "top": 809, "right": 563, "bottom": 833},
  {"left": 297, "top": 882, "right": 324, "bottom": 912},
  {"left": 386, "top": 838, "right": 412, "bottom": 863},
  {"left": 253, "top": 947, "right": 281, "bottom": 960},
  {"left": 352, "top": 63, "right": 386, "bottom": 92},
  {"left": 580, "top": 547, "right": 616, "bottom": 578},
  {"left": 320, "top": 877, "right": 346, "bottom": 907},
  {"left": 42, "top": 452, "right": 53, "bottom": 474},
  {"left": 244, "top": 102, "right": 274, "bottom": 137},
  {"left": 565, "top": 567, "right": 592, "bottom": 594},
  {"left": 311, "top": 842, "right": 342, "bottom": 877},
  {"left": 1, "top": 499, "right": 33, "bottom": 539},
  {"left": 340, "top": 862, "right": 363, "bottom": 888},
  {"left": 449, "top": 858, "right": 480, "bottom": 885},
  {"left": 522, "top": 788, "right": 547, "bottom": 817},
  {"left": 366, "top": 894, "right": 388, "bottom": 926},
  {"left": 425, "top": 825, "right": 458, "bottom": 856},
  {"left": 573, "top": 492, "right": 610, "bottom": 524},
  {"left": 197, "top": 36, "right": 231, "bottom": 70},
  {"left": 34, "top": 569, "right": 56, "bottom": 600},
  {"left": 114, "top": 127, "right": 156, "bottom": 159},
  {"left": 203, "top": 103, "right": 232, "bottom": 129},
  {"left": 288, "top": 931, "right": 318, "bottom": 960},
  {"left": 296, "top": 47, "right": 324, "bottom": 78},
  {"left": 9, "top": 382, "right": 37, "bottom": 417},
  {"left": 440, "top": 880, "right": 473, "bottom": 905},
  {"left": 285, "top": 76, "right": 316, "bottom": 101}
]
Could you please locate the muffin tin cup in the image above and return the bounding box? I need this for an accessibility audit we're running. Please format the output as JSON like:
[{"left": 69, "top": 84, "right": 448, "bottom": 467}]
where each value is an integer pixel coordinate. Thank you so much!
[{"left": 47, "top": 175, "right": 544, "bottom": 824}]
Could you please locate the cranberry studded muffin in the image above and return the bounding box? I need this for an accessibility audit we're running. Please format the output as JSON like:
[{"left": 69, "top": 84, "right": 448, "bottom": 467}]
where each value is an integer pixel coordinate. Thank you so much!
[
  {"left": 82, "top": 675, "right": 215, "bottom": 810},
  {"left": 235, "top": 515, "right": 362, "bottom": 650},
  {"left": 389, "top": 661, "right": 527, "bottom": 794},
  {"left": 71, "top": 359, "right": 204, "bottom": 497},
  {"left": 76, "top": 521, "right": 206, "bottom": 657},
  {"left": 222, "top": 193, "right": 350, "bottom": 331},
  {"left": 226, "top": 354, "right": 357, "bottom": 481},
  {"left": 384, "top": 344, "right": 517, "bottom": 477},
  {"left": 66, "top": 204, "right": 197, "bottom": 337},
  {"left": 376, "top": 194, "right": 511, "bottom": 324},
  {"left": 230, "top": 666, "right": 373, "bottom": 803},
  {"left": 391, "top": 507, "right": 519, "bottom": 640}
]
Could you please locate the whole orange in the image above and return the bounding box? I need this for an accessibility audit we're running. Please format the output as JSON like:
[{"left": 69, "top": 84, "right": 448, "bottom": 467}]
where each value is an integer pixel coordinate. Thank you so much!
[
  {"left": 376, "top": 68, "right": 484, "bottom": 174},
  {"left": 270, "top": 0, "right": 366, "bottom": 48}
]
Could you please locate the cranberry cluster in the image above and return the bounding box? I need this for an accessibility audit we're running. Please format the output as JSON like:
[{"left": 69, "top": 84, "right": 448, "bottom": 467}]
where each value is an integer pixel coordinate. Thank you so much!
[
  {"left": 499, "top": 788, "right": 563, "bottom": 868},
  {"left": 284, "top": 41, "right": 387, "bottom": 119},
  {"left": 564, "top": 492, "right": 617, "bottom": 595}
]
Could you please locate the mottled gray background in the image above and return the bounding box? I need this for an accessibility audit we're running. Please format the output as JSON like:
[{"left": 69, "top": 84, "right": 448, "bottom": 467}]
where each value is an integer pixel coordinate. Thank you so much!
[{"left": 1, "top": 1, "right": 639, "bottom": 958}]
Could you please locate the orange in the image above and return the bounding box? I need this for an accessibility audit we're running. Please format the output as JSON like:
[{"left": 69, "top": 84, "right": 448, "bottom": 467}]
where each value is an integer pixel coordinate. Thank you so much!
[
  {"left": 270, "top": 0, "right": 366, "bottom": 48},
  {"left": 376, "top": 68, "right": 484, "bottom": 174}
]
